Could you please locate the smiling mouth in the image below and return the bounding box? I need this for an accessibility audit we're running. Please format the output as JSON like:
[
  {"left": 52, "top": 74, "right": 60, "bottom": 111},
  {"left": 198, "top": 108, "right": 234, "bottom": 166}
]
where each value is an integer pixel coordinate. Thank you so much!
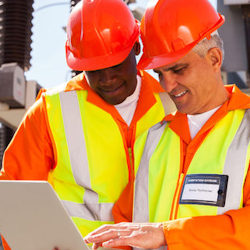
[
  {"left": 171, "top": 90, "right": 188, "bottom": 98},
  {"left": 101, "top": 82, "right": 124, "bottom": 94}
]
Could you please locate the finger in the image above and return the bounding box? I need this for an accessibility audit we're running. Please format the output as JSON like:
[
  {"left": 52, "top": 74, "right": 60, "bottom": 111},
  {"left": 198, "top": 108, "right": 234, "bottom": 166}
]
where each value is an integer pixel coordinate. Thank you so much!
[
  {"left": 102, "top": 233, "right": 145, "bottom": 249},
  {"left": 85, "top": 223, "right": 143, "bottom": 245},
  {"left": 84, "top": 237, "right": 91, "bottom": 244},
  {"left": 85, "top": 228, "right": 124, "bottom": 244},
  {"left": 85, "top": 223, "right": 125, "bottom": 239},
  {"left": 92, "top": 242, "right": 102, "bottom": 250},
  {"left": 103, "top": 225, "right": 164, "bottom": 249},
  {"left": 102, "top": 235, "right": 133, "bottom": 248}
]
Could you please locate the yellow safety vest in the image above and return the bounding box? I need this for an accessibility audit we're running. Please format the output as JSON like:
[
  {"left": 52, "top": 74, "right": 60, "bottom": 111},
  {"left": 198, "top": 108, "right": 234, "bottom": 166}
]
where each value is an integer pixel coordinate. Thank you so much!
[
  {"left": 44, "top": 78, "right": 171, "bottom": 237},
  {"left": 133, "top": 109, "right": 250, "bottom": 224}
]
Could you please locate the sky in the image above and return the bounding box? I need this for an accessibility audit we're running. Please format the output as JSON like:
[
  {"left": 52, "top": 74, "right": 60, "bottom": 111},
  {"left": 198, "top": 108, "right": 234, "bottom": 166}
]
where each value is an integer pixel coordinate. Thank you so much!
[
  {"left": 25, "top": 0, "right": 217, "bottom": 88},
  {"left": 25, "top": 0, "right": 70, "bottom": 88}
]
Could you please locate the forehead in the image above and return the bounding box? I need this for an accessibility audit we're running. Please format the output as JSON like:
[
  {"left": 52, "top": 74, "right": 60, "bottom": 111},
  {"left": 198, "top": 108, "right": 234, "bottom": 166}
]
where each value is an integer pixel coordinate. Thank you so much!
[
  {"left": 154, "top": 51, "right": 200, "bottom": 72},
  {"left": 86, "top": 50, "right": 135, "bottom": 75}
]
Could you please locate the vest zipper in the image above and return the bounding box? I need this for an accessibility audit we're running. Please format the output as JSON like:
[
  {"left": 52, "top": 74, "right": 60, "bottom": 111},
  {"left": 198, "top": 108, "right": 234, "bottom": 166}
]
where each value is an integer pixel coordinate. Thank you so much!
[{"left": 170, "top": 173, "right": 185, "bottom": 220}]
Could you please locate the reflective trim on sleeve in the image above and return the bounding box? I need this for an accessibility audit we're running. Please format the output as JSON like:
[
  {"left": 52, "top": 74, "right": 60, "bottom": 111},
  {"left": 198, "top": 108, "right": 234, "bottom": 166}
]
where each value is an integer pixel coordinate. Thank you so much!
[
  {"left": 218, "top": 109, "right": 250, "bottom": 214},
  {"left": 133, "top": 122, "right": 167, "bottom": 223},
  {"left": 62, "top": 200, "right": 114, "bottom": 221}
]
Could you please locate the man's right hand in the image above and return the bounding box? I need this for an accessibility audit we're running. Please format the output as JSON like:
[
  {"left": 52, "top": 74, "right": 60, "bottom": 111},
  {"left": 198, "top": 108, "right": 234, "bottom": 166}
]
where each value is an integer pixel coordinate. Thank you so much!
[{"left": 84, "top": 222, "right": 166, "bottom": 249}]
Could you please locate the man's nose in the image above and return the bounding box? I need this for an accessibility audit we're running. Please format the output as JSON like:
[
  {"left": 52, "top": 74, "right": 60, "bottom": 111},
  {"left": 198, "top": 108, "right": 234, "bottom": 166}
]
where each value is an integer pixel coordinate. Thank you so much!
[
  {"left": 161, "top": 72, "right": 178, "bottom": 93},
  {"left": 100, "top": 68, "right": 116, "bottom": 83}
]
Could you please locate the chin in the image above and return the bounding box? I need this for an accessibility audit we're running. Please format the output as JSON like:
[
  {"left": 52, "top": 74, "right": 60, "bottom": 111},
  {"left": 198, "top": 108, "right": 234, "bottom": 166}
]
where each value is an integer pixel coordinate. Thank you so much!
[
  {"left": 105, "top": 97, "right": 124, "bottom": 105},
  {"left": 176, "top": 102, "right": 193, "bottom": 114}
]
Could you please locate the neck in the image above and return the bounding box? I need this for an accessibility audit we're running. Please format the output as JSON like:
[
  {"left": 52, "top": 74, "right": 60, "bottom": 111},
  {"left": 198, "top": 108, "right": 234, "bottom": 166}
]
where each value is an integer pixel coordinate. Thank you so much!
[{"left": 205, "top": 82, "right": 229, "bottom": 113}]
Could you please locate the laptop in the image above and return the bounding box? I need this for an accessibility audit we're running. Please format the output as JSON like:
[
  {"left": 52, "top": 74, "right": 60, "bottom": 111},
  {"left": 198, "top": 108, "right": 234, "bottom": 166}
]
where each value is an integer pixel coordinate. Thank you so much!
[{"left": 0, "top": 181, "right": 117, "bottom": 250}]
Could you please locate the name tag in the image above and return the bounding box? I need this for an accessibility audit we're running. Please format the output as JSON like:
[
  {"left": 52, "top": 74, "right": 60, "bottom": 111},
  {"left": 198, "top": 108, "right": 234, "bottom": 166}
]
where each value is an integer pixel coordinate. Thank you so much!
[{"left": 179, "top": 174, "right": 228, "bottom": 207}]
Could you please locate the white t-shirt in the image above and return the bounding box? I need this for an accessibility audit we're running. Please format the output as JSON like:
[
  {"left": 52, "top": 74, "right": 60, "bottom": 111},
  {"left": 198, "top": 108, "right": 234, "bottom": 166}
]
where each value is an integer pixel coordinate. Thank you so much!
[
  {"left": 115, "top": 75, "right": 141, "bottom": 126},
  {"left": 187, "top": 106, "right": 221, "bottom": 140}
]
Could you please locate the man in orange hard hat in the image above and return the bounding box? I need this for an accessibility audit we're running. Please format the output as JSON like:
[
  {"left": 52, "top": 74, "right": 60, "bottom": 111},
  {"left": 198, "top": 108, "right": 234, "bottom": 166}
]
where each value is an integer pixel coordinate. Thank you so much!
[
  {"left": 84, "top": 0, "right": 250, "bottom": 249},
  {"left": 0, "top": 0, "right": 175, "bottom": 249}
]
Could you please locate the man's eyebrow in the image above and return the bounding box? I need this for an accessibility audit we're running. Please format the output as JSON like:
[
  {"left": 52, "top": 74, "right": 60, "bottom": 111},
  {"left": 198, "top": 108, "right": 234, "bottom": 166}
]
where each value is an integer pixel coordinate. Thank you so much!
[{"left": 154, "top": 63, "right": 188, "bottom": 73}]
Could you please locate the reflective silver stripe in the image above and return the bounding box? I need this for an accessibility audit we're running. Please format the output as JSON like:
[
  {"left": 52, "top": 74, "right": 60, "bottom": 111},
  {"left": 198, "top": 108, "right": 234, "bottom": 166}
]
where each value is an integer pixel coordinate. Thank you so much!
[
  {"left": 133, "top": 122, "right": 167, "bottom": 223},
  {"left": 59, "top": 91, "right": 114, "bottom": 221},
  {"left": 159, "top": 92, "right": 176, "bottom": 115},
  {"left": 60, "top": 91, "right": 98, "bottom": 203},
  {"left": 133, "top": 123, "right": 168, "bottom": 250},
  {"left": 62, "top": 200, "right": 114, "bottom": 221},
  {"left": 218, "top": 109, "right": 250, "bottom": 214}
]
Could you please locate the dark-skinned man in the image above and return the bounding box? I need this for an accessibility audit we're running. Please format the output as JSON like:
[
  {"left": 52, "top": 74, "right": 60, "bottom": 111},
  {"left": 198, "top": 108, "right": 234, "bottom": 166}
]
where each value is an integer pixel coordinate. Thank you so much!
[{"left": 0, "top": 0, "right": 175, "bottom": 249}]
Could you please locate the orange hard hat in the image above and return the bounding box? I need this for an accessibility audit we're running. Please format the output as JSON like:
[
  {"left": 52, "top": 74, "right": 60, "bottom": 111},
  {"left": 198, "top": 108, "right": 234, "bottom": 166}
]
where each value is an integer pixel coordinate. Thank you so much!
[
  {"left": 137, "top": 0, "right": 225, "bottom": 70},
  {"left": 66, "top": 0, "right": 139, "bottom": 71}
]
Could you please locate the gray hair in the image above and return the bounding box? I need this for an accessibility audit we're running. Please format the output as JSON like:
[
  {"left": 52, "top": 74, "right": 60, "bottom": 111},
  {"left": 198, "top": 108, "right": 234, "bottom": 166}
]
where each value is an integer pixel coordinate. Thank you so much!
[{"left": 192, "top": 32, "right": 224, "bottom": 60}]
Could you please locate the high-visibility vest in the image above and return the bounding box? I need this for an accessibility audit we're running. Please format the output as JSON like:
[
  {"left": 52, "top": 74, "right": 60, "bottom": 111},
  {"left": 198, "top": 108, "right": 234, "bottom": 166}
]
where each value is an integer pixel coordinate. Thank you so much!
[
  {"left": 133, "top": 109, "right": 250, "bottom": 224},
  {"left": 44, "top": 82, "right": 170, "bottom": 237}
]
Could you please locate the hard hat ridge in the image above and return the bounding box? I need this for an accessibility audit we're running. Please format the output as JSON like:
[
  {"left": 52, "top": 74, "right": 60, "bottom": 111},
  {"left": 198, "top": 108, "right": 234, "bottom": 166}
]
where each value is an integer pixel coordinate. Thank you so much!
[
  {"left": 66, "top": 0, "right": 139, "bottom": 71},
  {"left": 137, "top": 0, "right": 225, "bottom": 70}
]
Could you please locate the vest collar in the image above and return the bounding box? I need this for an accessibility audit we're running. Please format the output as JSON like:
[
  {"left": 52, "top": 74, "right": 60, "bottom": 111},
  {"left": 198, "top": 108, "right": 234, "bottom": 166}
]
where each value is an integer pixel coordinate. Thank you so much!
[
  {"left": 64, "top": 71, "right": 163, "bottom": 127},
  {"left": 164, "top": 85, "right": 250, "bottom": 144}
]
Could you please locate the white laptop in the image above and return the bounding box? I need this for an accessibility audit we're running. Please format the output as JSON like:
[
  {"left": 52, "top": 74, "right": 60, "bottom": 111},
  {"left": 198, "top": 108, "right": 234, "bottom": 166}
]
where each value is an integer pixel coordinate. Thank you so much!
[{"left": 0, "top": 181, "right": 117, "bottom": 250}]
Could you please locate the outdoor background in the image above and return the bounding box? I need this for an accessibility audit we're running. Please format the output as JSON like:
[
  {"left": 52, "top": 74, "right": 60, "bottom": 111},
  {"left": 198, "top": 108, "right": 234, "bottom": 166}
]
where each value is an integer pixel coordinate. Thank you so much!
[{"left": 25, "top": 0, "right": 217, "bottom": 89}]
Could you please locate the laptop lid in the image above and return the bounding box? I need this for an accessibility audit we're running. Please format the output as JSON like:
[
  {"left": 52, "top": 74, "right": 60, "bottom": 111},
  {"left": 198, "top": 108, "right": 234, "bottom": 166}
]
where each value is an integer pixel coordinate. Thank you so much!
[{"left": 0, "top": 181, "right": 112, "bottom": 250}]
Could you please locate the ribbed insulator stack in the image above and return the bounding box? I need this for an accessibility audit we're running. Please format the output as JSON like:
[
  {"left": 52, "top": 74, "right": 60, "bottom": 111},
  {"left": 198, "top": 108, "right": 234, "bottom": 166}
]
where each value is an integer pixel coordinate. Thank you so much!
[
  {"left": 70, "top": 0, "right": 81, "bottom": 11},
  {"left": 0, "top": 0, "right": 34, "bottom": 71},
  {"left": 0, "top": 125, "right": 4, "bottom": 169},
  {"left": 0, "top": 123, "right": 14, "bottom": 168}
]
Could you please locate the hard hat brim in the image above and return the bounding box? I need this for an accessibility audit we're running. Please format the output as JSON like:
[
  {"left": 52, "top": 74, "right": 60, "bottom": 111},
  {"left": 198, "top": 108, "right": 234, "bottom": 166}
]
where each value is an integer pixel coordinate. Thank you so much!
[
  {"left": 137, "top": 41, "right": 196, "bottom": 70},
  {"left": 66, "top": 43, "right": 136, "bottom": 71}
]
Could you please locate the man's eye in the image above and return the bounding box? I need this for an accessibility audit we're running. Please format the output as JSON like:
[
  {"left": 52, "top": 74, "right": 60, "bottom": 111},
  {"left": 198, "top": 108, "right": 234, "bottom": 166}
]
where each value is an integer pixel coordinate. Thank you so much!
[
  {"left": 157, "top": 72, "right": 162, "bottom": 79},
  {"left": 173, "top": 67, "right": 186, "bottom": 74}
]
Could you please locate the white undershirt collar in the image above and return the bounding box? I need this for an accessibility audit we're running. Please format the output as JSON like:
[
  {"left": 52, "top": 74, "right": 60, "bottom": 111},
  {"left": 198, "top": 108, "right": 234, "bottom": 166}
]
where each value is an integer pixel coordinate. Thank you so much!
[
  {"left": 114, "top": 75, "right": 141, "bottom": 126},
  {"left": 187, "top": 105, "right": 221, "bottom": 139}
]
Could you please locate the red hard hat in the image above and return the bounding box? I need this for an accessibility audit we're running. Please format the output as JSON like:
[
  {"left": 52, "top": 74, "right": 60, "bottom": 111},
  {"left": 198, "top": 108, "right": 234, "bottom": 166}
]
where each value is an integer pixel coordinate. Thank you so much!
[
  {"left": 66, "top": 0, "right": 139, "bottom": 71},
  {"left": 137, "top": 0, "right": 225, "bottom": 70}
]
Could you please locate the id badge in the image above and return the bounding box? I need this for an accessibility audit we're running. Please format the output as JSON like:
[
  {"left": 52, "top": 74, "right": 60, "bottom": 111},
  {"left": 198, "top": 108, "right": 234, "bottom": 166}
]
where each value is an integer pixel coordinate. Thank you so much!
[{"left": 179, "top": 174, "right": 228, "bottom": 207}]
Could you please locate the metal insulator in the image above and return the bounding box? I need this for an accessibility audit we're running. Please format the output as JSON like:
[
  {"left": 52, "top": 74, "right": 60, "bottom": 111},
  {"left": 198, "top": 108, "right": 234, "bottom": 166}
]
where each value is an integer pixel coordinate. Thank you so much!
[
  {"left": 0, "top": 123, "right": 14, "bottom": 169},
  {"left": 124, "top": 0, "right": 136, "bottom": 4},
  {"left": 70, "top": 0, "right": 81, "bottom": 12},
  {"left": 0, "top": 0, "right": 34, "bottom": 71},
  {"left": 242, "top": 5, "right": 250, "bottom": 80}
]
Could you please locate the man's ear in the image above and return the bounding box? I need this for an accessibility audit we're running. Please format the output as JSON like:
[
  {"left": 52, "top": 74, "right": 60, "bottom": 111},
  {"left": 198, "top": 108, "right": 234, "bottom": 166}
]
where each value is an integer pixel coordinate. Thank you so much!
[
  {"left": 133, "top": 41, "right": 141, "bottom": 56},
  {"left": 206, "top": 47, "right": 223, "bottom": 72}
]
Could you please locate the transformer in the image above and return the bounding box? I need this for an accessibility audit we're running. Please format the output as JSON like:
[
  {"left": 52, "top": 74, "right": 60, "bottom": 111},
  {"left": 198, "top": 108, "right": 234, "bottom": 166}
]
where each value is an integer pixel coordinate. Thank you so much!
[{"left": 0, "top": 0, "right": 34, "bottom": 71}]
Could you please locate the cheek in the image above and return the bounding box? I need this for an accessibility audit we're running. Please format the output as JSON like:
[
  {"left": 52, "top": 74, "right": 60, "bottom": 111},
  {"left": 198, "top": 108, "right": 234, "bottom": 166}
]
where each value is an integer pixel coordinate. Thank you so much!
[
  {"left": 86, "top": 76, "right": 97, "bottom": 89},
  {"left": 88, "top": 82, "right": 96, "bottom": 91},
  {"left": 160, "top": 81, "right": 168, "bottom": 91}
]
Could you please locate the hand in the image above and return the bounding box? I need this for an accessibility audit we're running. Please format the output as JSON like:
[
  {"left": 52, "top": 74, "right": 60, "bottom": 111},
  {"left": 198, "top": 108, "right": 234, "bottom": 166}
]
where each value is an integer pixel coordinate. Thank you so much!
[{"left": 84, "top": 222, "right": 166, "bottom": 249}]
